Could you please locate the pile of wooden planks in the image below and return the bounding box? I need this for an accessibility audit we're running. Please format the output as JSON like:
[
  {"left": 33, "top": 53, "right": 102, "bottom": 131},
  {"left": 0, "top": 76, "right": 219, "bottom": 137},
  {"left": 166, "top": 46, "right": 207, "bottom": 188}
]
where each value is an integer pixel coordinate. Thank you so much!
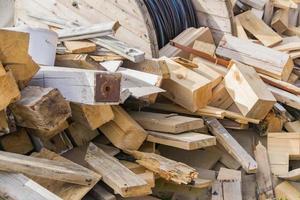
[{"left": 1, "top": 1, "right": 300, "bottom": 199}]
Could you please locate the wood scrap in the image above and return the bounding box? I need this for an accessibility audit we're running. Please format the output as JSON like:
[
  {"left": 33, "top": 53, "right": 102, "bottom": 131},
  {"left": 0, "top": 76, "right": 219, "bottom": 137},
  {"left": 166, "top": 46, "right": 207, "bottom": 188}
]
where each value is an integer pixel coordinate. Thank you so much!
[
  {"left": 55, "top": 54, "right": 106, "bottom": 70},
  {"left": 63, "top": 40, "right": 96, "bottom": 53}
]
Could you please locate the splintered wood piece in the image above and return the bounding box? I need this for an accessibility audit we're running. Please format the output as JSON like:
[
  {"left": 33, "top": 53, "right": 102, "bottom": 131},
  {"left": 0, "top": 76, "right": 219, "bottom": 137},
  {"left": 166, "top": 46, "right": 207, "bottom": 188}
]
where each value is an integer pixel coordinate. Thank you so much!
[
  {"left": 55, "top": 54, "right": 105, "bottom": 70},
  {"left": 0, "top": 29, "right": 29, "bottom": 64},
  {"left": 0, "top": 149, "right": 100, "bottom": 186},
  {"left": 63, "top": 40, "right": 96, "bottom": 53},
  {"left": 31, "top": 66, "right": 122, "bottom": 104},
  {"left": 99, "top": 106, "right": 147, "bottom": 150},
  {"left": 237, "top": 11, "right": 282, "bottom": 47},
  {"left": 0, "top": 172, "right": 62, "bottom": 200},
  {"left": 127, "top": 150, "right": 198, "bottom": 184},
  {"left": 0, "top": 128, "right": 33, "bottom": 154},
  {"left": 0, "top": 71, "right": 20, "bottom": 111},
  {"left": 159, "top": 57, "right": 212, "bottom": 112},
  {"left": 275, "top": 181, "right": 300, "bottom": 200},
  {"left": 268, "top": 132, "right": 300, "bottom": 175},
  {"left": 216, "top": 35, "right": 294, "bottom": 81},
  {"left": 10, "top": 86, "right": 71, "bottom": 131},
  {"left": 205, "top": 118, "right": 257, "bottom": 173},
  {"left": 70, "top": 103, "right": 114, "bottom": 130},
  {"left": 31, "top": 148, "right": 100, "bottom": 200},
  {"left": 147, "top": 131, "right": 216, "bottom": 150},
  {"left": 224, "top": 62, "right": 276, "bottom": 120},
  {"left": 5, "top": 55, "right": 40, "bottom": 89},
  {"left": 66, "top": 122, "right": 99, "bottom": 146},
  {"left": 129, "top": 111, "right": 204, "bottom": 134},
  {"left": 254, "top": 142, "right": 275, "bottom": 200},
  {"left": 271, "top": 9, "right": 289, "bottom": 34},
  {"left": 85, "top": 143, "right": 151, "bottom": 197}
]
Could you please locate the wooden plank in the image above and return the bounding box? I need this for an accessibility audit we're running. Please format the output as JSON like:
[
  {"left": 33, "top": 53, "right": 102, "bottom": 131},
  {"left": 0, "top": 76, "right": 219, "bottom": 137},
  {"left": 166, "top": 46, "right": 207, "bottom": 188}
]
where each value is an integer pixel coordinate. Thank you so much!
[
  {"left": 31, "top": 148, "right": 99, "bottom": 200},
  {"left": 254, "top": 142, "right": 275, "bottom": 200},
  {"left": 0, "top": 172, "right": 62, "bottom": 200},
  {"left": 70, "top": 103, "right": 114, "bottom": 130},
  {"left": 0, "top": 29, "right": 29, "bottom": 64},
  {"left": 268, "top": 85, "right": 300, "bottom": 110},
  {"left": 0, "top": 149, "right": 100, "bottom": 186},
  {"left": 147, "top": 131, "right": 216, "bottom": 150},
  {"left": 159, "top": 57, "right": 212, "bottom": 112},
  {"left": 216, "top": 35, "right": 294, "bottom": 81},
  {"left": 205, "top": 118, "right": 257, "bottom": 173},
  {"left": 89, "top": 184, "right": 116, "bottom": 200},
  {"left": 0, "top": 71, "right": 20, "bottom": 111},
  {"left": 271, "top": 9, "right": 289, "bottom": 34},
  {"left": 55, "top": 54, "right": 106, "bottom": 70},
  {"left": 28, "top": 121, "right": 69, "bottom": 140},
  {"left": 129, "top": 111, "right": 204, "bottom": 134},
  {"left": 5, "top": 55, "right": 40, "bottom": 89},
  {"left": 224, "top": 62, "right": 276, "bottom": 120},
  {"left": 239, "top": 0, "right": 267, "bottom": 9},
  {"left": 234, "top": 17, "right": 248, "bottom": 40},
  {"left": 85, "top": 143, "right": 151, "bottom": 197},
  {"left": 263, "top": 1, "right": 274, "bottom": 25},
  {"left": 63, "top": 40, "right": 96, "bottom": 53},
  {"left": 10, "top": 86, "right": 71, "bottom": 131},
  {"left": 279, "top": 168, "right": 300, "bottom": 181},
  {"left": 66, "top": 122, "right": 99, "bottom": 146},
  {"left": 275, "top": 181, "right": 300, "bottom": 200},
  {"left": 56, "top": 22, "right": 118, "bottom": 41},
  {"left": 273, "top": 0, "right": 298, "bottom": 9},
  {"left": 90, "top": 36, "right": 145, "bottom": 63},
  {"left": 0, "top": 128, "right": 33, "bottom": 154},
  {"left": 31, "top": 66, "right": 122, "bottom": 104},
  {"left": 285, "top": 120, "right": 300, "bottom": 132},
  {"left": 127, "top": 150, "right": 198, "bottom": 185},
  {"left": 99, "top": 106, "right": 147, "bottom": 150},
  {"left": 237, "top": 11, "right": 282, "bottom": 47}
]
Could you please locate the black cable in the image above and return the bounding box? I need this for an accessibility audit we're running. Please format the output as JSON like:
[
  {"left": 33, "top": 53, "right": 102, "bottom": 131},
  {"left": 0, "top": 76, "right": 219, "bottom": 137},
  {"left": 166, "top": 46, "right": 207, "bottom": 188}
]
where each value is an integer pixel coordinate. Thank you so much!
[{"left": 144, "top": 0, "right": 199, "bottom": 49}]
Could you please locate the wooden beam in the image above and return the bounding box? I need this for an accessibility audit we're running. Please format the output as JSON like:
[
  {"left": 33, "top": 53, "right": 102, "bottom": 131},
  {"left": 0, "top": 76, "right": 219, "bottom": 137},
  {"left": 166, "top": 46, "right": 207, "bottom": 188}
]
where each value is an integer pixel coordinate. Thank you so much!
[
  {"left": 237, "top": 11, "right": 282, "bottom": 47},
  {"left": 216, "top": 35, "right": 294, "bottom": 81},
  {"left": 0, "top": 29, "right": 29, "bottom": 64},
  {"left": 99, "top": 106, "right": 147, "bottom": 150},
  {"left": 129, "top": 111, "right": 204, "bottom": 134},
  {"left": 0, "top": 128, "right": 33, "bottom": 154},
  {"left": 0, "top": 149, "right": 100, "bottom": 186},
  {"left": 0, "top": 172, "right": 62, "bottom": 200},
  {"left": 0, "top": 71, "right": 20, "bottom": 111},
  {"left": 205, "top": 117, "right": 257, "bottom": 173},
  {"left": 224, "top": 62, "right": 276, "bottom": 120},
  {"left": 159, "top": 57, "right": 212, "bottom": 112},
  {"left": 66, "top": 122, "right": 99, "bottom": 146},
  {"left": 55, "top": 54, "right": 106, "bottom": 70},
  {"left": 146, "top": 131, "right": 216, "bottom": 150},
  {"left": 31, "top": 148, "right": 99, "bottom": 200},
  {"left": 85, "top": 143, "right": 151, "bottom": 197},
  {"left": 63, "top": 40, "right": 96, "bottom": 53},
  {"left": 10, "top": 86, "right": 71, "bottom": 131},
  {"left": 31, "top": 66, "right": 122, "bottom": 104},
  {"left": 127, "top": 150, "right": 198, "bottom": 184},
  {"left": 70, "top": 103, "right": 114, "bottom": 130},
  {"left": 254, "top": 142, "right": 275, "bottom": 200}
]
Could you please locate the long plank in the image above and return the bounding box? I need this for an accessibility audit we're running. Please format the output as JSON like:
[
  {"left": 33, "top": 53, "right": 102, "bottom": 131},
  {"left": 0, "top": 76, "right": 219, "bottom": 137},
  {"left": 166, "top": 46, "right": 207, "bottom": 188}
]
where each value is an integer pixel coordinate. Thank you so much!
[
  {"left": 85, "top": 143, "right": 151, "bottom": 197},
  {"left": 147, "top": 131, "right": 216, "bottom": 150},
  {"left": 0, "top": 150, "right": 100, "bottom": 186},
  {"left": 0, "top": 172, "right": 62, "bottom": 200},
  {"left": 129, "top": 111, "right": 204, "bottom": 134},
  {"left": 268, "top": 85, "right": 300, "bottom": 110},
  {"left": 237, "top": 11, "right": 282, "bottom": 47},
  {"left": 205, "top": 117, "right": 257, "bottom": 173}
]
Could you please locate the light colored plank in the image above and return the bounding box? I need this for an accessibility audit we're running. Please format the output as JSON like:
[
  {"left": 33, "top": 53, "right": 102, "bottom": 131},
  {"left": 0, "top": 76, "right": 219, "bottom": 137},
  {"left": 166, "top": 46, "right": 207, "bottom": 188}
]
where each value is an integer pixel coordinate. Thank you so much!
[
  {"left": 237, "top": 11, "right": 282, "bottom": 47},
  {"left": 63, "top": 40, "right": 96, "bottom": 53},
  {"left": 55, "top": 54, "right": 105, "bottom": 70},
  {"left": 205, "top": 117, "right": 257, "bottom": 173},
  {"left": 147, "top": 131, "right": 216, "bottom": 150},
  {"left": 129, "top": 111, "right": 204, "bottom": 134},
  {"left": 85, "top": 143, "right": 151, "bottom": 197},
  {"left": 285, "top": 121, "right": 300, "bottom": 132},
  {"left": 268, "top": 85, "right": 300, "bottom": 110}
]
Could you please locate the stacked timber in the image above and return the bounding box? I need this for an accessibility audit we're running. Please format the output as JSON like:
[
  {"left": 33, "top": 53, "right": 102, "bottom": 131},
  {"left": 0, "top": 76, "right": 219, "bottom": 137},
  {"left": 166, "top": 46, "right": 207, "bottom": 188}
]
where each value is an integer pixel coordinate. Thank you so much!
[{"left": 1, "top": 1, "right": 300, "bottom": 199}]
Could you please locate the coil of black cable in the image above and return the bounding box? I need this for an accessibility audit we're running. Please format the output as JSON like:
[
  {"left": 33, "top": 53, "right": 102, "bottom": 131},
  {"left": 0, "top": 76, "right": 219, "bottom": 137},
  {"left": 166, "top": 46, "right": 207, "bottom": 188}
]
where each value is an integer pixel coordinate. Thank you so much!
[{"left": 144, "top": 0, "right": 199, "bottom": 49}]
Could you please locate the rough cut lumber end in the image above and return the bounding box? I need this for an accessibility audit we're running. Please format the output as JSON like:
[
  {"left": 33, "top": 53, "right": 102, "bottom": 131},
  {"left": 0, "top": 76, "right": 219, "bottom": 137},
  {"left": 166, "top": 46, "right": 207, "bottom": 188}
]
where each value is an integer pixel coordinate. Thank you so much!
[
  {"left": 10, "top": 86, "right": 71, "bottom": 131},
  {"left": 224, "top": 62, "right": 276, "bottom": 120}
]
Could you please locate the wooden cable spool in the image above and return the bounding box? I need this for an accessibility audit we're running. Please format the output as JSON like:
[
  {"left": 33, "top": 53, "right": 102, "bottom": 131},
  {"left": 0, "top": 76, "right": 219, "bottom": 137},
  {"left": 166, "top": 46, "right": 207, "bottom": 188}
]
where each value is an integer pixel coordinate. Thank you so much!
[{"left": 15, "top": 0, "right": 234, "bottom": 58}]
